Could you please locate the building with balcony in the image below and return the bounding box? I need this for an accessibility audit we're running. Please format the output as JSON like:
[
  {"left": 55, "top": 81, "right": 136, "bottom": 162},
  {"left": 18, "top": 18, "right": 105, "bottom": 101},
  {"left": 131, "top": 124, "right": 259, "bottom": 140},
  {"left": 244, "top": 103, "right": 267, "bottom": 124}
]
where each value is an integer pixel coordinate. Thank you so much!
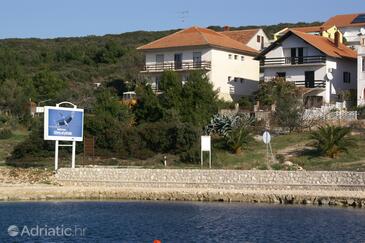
[
  {"left": 137, "top": 26, "right": 260, "bottom": 101},
  {"left": 358, "top": 36, "right": 365, "bottom": 106},
  {"left": 257, "top": 30, "right": 357, "bottom": 106}
]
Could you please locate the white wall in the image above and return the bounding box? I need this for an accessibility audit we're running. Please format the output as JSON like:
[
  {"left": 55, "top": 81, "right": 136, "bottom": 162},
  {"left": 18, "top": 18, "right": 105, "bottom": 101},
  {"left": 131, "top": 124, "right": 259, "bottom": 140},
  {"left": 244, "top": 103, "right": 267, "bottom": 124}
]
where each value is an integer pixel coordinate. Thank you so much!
[
  {"left": 210, "top": 48, "right": 259, "bottom": 101},
  {"left": 340, "top": 26, "right": 364, "bottom": 50},
  {"left": 358, "top": 47, "right": 365, "bottom": 106},
  {"left": 246, "top": 29, "right": 270, "bottom": 51},
  {"left": 265, "top": 35, "right": 323, "bottom": 59},
  {"left": 144, "top": 47, "right": 211, "bottom": 65}
]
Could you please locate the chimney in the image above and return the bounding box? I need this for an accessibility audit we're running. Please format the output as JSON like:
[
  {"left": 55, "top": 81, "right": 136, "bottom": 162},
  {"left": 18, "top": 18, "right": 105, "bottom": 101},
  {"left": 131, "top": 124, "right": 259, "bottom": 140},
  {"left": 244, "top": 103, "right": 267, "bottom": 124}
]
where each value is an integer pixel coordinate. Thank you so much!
[
  {"left": 334, "top": 31, "right": 341, "bottom": 47},
  {"left": 223, "top": 26, "right": 230, "bottom": 31},
  {"left": 319, "top": 27, "right": 324, "bottom": 36}
]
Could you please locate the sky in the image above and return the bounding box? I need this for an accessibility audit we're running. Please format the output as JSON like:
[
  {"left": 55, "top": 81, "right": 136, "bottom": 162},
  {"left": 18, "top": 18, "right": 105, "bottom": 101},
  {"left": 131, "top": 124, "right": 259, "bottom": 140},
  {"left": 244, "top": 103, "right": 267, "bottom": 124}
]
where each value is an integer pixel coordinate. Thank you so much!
[{"left": 0, "top": 0, "right": 365, "bottom": 39}]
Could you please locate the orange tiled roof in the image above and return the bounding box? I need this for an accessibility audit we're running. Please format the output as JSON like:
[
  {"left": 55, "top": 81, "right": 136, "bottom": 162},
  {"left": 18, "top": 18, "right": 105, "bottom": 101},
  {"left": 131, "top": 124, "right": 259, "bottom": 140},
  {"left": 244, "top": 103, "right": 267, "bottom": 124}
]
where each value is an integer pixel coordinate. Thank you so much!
[
  {"left": 220, "top": 29, "right": 260, "bottom": 44},
  {"left": 290, "top": 30, "right": 357, "bottom": 59},
  {"left": 279, "top": 25, "right": 332, "bottom": 35},
  {"left": 324, "top": 13, "right": 365, "bottom": 27},
  {"left": 137, "top": 26, "right": 259, "bottom": 55}
]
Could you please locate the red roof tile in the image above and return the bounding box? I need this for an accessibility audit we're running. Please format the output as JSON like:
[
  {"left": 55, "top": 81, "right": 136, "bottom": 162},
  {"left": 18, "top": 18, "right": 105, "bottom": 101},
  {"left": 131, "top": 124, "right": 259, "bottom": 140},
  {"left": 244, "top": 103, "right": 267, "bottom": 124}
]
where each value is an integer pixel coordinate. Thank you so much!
[
  {"left": 324, "top": 13, "right": 365, "bottom": 28},
  {"left": 137, "top": 26, "right": 258, "bottom": 55},
  {"left": 220, "top": 29, "right": 260, "bottom": 44}
]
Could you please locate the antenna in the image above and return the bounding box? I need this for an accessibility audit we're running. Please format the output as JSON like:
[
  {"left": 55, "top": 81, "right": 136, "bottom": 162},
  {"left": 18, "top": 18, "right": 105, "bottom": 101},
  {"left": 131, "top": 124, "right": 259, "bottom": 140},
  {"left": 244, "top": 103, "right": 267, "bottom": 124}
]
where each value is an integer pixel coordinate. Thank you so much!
[{"left": 177, "top": 10, "right": 189, "bottom": 23}]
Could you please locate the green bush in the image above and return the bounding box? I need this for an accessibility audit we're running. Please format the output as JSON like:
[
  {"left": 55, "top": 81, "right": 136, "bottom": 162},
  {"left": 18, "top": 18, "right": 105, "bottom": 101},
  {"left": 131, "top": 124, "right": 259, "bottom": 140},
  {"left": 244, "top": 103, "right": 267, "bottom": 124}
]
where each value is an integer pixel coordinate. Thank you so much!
[
  {"left": 179, "top": 146, "right": 200, "bottom": 163},
  {"left": 0, "top": 128, "right": 12, "bottom": 139}
]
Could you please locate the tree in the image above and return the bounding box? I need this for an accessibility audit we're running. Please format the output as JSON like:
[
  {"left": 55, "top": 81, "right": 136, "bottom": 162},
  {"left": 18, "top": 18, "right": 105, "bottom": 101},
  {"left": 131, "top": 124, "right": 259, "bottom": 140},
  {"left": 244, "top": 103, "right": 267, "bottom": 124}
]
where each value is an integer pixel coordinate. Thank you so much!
[
  {"left": 133, "top": 84, "right": 164, "bottom": 123},
  {"left": 33, "top": 70, "right": 67, "bottom": 100},
  {"left": 180, "top": 71, "right": 218, "bottom": 127},
  {"left": 310, "top": 125, "right": 355, "bottom": 158}
]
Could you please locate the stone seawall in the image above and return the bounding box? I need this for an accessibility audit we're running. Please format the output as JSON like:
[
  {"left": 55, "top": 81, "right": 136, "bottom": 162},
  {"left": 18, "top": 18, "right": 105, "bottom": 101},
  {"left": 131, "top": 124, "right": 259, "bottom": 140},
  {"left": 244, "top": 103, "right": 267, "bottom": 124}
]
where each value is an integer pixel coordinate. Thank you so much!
[{"left": 56, "top": 168, "right": 365, "bottom": 191}]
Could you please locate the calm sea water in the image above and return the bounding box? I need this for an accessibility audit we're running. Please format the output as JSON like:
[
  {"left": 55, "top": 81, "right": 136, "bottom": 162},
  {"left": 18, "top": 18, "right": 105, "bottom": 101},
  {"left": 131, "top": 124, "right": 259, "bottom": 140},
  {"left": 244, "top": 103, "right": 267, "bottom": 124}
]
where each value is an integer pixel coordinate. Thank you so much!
[{"left": 0, "top": 201, "right": 365, "bottom": 242}]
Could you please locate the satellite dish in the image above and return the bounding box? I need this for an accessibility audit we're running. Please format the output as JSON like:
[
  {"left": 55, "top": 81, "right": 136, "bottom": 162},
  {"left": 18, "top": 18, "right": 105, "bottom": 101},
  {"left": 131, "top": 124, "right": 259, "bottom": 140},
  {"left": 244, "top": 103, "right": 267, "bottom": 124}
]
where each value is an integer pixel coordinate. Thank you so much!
[
  {"left": 360, "top": 28, "right": 365, "bottom": 35},
  {"left": 327, "top": 73, "right": 334, "bottom": 81}
]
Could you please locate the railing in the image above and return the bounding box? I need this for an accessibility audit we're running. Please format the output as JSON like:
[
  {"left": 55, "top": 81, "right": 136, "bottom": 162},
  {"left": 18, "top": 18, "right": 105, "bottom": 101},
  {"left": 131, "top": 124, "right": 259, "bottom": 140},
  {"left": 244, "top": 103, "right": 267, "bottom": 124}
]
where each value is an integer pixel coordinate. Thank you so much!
[
  {"left": 142, "top": 61, "right": 211, "bottom": 72},
  {"left": 261, "top": 56, "right": 326, "bottom": 66},
  {"left": 294, "top": 80, "right": 326, "bottom": 88}
]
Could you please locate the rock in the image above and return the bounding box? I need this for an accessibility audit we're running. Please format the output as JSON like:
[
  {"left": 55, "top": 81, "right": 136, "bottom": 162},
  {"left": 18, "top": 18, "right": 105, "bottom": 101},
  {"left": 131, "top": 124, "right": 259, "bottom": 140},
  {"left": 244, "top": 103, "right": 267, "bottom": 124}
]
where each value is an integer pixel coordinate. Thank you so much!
[{"left": 284, "top": 161, "right": 293, "bottom": 166}]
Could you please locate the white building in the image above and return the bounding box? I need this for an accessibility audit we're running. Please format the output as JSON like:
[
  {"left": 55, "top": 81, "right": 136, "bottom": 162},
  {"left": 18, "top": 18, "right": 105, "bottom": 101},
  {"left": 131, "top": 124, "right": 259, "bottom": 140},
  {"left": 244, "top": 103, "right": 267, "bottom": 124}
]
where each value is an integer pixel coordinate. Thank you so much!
[
  {"left": 220, "top": 28, "right": 270, "bottom": 51},
  {"left": 258, "top": 30, "right": 357, "bottom": 107},
  {"left": 358, "top": 36, "right": 365, "bottom": 106},
  {"left": 137, "top": 26, "right": 260, "bottom": 101},
  {"left": 323, "top": 13, "right": 365, "bottom": 50}
]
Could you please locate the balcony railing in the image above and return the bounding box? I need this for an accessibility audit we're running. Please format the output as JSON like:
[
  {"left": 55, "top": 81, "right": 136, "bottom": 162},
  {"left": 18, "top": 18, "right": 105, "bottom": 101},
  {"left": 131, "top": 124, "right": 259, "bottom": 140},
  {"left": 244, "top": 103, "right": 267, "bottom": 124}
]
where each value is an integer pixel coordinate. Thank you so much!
[
  {"left": 294, "top": 80, "right": 326, "bottom": 88},
  {"left": 261, "top": 56, "right": 326, "bottom": 66},
  {"left": 142, "top": 61, "right": 211, "bottom": 72}
]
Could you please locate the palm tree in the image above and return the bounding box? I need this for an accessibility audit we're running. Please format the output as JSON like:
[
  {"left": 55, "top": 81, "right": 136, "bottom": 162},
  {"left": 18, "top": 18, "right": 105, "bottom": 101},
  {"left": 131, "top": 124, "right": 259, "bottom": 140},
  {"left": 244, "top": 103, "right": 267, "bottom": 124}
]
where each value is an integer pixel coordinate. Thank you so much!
[
  {"left": 310, "top": 125, "right": 355, "bottom": 158},
  {"left": 225, "top": 125, "right": 252, "bottom": 154}
]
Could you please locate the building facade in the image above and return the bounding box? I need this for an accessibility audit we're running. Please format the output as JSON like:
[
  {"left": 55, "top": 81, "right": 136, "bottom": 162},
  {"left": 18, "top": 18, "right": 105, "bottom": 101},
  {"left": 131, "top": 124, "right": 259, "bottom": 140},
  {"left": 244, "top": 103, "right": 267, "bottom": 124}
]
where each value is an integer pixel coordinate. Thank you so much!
[
  {"left": 138, "top": 26, "right": 260, "bottom": 101},
  {"left": 258, "top": 30, "right": 357, "bottom": 107},
  {"left": 358, "top": 36, "right": 365, "bottom": 106},
  {"left": 221, "top": 28, "right": 270, "bottom": 51}
]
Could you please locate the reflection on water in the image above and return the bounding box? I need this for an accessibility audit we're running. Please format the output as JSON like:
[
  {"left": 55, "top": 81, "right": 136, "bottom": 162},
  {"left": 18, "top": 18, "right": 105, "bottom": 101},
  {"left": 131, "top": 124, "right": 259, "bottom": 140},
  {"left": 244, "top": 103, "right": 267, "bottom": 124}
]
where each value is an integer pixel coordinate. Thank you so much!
[{"left": 0, "top": 201, "right": 364, "bottom": 242}]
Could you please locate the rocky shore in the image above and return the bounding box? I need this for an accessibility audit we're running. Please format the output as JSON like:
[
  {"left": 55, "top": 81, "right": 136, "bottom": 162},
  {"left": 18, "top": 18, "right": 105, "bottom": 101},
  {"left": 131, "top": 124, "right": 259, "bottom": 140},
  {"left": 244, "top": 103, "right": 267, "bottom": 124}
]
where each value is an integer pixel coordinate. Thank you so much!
[
  {"left": 0, "top": 168, "right": 365, "bottom": 207},
  {"left": 0, "top": 185, "right": 365, "bottom": 207}
]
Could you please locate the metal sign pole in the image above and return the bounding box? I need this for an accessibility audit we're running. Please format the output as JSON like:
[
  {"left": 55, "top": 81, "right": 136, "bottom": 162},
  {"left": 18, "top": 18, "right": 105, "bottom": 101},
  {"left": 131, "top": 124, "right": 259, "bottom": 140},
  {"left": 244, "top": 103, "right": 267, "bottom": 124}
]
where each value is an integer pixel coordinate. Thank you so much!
[
  {"left": 72, "top": 141, "right": 76, "bottom": 169},
  {"left": 55, "top": 140, "right": 59, "bottom": 170}
]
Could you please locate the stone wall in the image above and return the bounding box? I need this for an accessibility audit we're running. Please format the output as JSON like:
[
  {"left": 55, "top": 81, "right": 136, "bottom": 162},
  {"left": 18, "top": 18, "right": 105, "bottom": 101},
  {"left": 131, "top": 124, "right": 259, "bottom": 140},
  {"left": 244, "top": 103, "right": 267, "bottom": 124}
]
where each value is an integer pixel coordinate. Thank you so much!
[{"left": 56, "top": 168, "right": 365, "bottom": 191}]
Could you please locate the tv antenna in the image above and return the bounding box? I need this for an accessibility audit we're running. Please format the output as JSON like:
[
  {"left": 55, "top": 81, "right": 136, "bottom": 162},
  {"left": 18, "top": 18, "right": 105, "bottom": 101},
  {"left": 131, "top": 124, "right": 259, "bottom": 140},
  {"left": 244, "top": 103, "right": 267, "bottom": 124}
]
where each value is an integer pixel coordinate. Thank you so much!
[{"left": 177, "top": 10, "right": 189, "bottom": 23}]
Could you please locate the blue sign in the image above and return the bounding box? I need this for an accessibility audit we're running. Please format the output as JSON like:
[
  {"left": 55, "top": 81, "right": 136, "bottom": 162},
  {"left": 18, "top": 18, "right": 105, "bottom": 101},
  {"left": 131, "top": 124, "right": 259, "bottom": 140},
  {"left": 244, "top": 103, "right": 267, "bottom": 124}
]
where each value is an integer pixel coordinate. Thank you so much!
[{"left": 44, "top": 106, "right": 84, "bottom": 141}]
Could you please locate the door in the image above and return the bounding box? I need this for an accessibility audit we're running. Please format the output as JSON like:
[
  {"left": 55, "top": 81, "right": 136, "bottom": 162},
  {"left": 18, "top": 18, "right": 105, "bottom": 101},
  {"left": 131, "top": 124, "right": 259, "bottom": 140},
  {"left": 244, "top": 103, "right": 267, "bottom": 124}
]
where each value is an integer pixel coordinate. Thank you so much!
[
  {"left": 193, "top": 52, "right": 202, "bottom": 68},
  {"left": 298, "top": 48, "right": 304, "bottom": 64},
  {"left": 174, "top": 53, "right": 183, "bottom": 70},
  {"left": 290, "top": 48, "right": 297, "bottom": 64},
  {"left": 305, "top": 71, "right": 315, "bottom": 88}
]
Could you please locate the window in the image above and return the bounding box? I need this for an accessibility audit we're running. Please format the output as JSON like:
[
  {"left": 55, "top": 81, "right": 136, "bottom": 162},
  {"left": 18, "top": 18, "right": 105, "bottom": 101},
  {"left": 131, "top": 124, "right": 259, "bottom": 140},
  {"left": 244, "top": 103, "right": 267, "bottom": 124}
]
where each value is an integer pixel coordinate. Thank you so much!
[
  {"left": 234, "top": 77, "right": 239, "bottom": 82},
  {"left": 156, "top": 54, "right": 164, "bottom": 64},
  {"left": 193, "top": 52, "right": 202, "bottom": 68},
  {"left": 277, "top": 72, "right": 286, "bottom": 79},
  {"left": 234, "top": 55, "right": 238, "bottom": 60},
  {"left": 363, "top": 57, "right": 365, "bottom": 72},
  {"left": 228, "top": 54, "right": 232, "bottom": 59},
  {"left": 241, "top": 56, "right": 245, "bottom": 61},
  {"left": 257, "top": 35, "right": 261, "bottom": 43},
  {"left": 240, "top": 78, "right": 244, "bottom": 83},
  {"left": 343, "top": 72, "right": 351, "bottom": 83}
]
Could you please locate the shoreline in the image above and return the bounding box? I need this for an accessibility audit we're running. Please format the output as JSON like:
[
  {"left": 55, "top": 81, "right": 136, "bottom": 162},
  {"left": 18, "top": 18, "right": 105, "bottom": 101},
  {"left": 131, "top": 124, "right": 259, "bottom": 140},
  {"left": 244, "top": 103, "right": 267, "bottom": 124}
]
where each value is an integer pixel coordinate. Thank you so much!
[{"left": 1, "top": 184, "right": 365, "bottom": 207}]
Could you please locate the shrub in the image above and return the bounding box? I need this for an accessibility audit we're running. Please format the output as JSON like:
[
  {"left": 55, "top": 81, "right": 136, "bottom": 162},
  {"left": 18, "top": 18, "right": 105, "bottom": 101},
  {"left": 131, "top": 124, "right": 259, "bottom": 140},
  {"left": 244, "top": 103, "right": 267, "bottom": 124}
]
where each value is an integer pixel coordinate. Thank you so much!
[
  {"left": 310, "top": 125, "right": 355, "bottom": 158},
  {"left": 0, "top": 128, "right": 12, "bottom": 139},
  {"left": 179, "top": 146, "right": 200, "bottom": 163}
]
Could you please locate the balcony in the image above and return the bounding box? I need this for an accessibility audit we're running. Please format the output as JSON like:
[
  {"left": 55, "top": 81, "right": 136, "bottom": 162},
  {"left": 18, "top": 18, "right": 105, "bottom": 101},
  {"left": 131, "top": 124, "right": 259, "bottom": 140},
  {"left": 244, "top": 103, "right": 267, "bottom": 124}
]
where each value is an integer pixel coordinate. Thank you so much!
[
  {"left": 293, "top": 80, "right": 326, "bottom": 88},
  {"left": 261, "top": 56, "right": 326, "bottom": 66},
  {"left": 141, "top": 61, "right": 211, "bottom": 73}
]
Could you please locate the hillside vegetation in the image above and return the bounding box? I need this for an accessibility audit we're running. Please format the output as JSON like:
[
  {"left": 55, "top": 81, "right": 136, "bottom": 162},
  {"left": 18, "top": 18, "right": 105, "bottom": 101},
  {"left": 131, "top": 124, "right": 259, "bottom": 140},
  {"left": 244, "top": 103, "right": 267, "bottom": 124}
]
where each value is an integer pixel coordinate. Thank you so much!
[{"left": 0, "top": 21, "right": 322, "bottom": 119}]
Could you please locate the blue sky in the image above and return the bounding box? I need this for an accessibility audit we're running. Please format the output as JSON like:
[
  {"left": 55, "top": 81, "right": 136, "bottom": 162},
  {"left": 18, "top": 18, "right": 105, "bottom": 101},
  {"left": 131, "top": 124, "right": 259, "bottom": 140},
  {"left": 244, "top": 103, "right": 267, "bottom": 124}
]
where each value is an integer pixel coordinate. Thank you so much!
[{"left": 1, "top": 0, "right": 364, "bottom": 39}]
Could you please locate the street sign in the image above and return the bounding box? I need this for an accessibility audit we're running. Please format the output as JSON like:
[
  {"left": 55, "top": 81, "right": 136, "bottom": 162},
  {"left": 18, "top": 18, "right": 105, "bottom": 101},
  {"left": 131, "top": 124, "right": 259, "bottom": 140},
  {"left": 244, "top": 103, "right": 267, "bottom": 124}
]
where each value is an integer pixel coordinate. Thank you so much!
[
  {"left": 44, "top": 106, "right": 84, "bottom": 142},
  {"left": 201, "top": 136, "right": 211, "bottom": 152},
  {"left": 262, "top": 131, "right": 271, "bottom": 145},
  {"left": 201, "top": 136, "right": 212, "bottom": 169}
]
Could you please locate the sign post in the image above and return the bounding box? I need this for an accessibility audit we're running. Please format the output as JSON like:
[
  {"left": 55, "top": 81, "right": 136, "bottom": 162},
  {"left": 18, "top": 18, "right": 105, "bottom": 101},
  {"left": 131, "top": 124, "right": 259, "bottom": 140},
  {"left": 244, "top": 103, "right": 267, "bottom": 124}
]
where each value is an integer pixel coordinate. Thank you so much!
[
  {"left": 44, "top": 102, "right": 84, "bottom": 170},
  {"left": 201, "top": 136, "right": 212, "bottom": 169},
  {"left": 262, "top": 131, "right": 274, "bottom": 168}
]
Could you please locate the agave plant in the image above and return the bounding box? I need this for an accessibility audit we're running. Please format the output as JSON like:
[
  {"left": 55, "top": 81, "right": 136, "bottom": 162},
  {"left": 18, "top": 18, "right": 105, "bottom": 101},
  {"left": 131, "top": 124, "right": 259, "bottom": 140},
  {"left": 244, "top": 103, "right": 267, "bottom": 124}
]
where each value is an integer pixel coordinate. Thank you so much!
[
  {"left": 310, "top": 125, "right": 355, "bottom": 158},
  {"left": 205, "top": 114, "right": 254, "bottom": 154}
]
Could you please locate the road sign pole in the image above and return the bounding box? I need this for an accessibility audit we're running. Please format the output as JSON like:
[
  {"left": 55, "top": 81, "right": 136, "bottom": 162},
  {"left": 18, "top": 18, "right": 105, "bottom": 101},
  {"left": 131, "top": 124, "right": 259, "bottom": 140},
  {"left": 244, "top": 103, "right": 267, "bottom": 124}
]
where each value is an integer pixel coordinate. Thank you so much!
[
  {"left": 55, "top": 140, "right": 59, "bottom": 171},
  {"left": 71, "top": 141, "right": 76, "bottom": 169}
]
